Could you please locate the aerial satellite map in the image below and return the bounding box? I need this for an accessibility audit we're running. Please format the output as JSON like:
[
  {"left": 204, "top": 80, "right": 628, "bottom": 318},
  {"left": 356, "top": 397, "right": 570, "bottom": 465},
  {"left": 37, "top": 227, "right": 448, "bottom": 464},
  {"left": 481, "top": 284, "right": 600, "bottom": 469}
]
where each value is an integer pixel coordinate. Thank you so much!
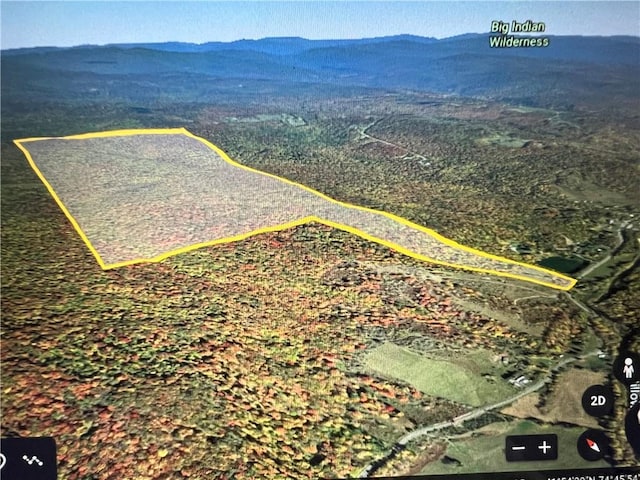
[{"left": 1, "top": 2, "right": 639, "bottom": 479}]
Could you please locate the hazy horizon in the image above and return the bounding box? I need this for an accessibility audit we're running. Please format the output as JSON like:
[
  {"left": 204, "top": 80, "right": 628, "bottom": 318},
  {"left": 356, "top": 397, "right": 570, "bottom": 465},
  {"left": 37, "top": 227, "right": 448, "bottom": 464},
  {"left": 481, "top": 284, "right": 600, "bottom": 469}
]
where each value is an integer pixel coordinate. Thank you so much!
[
  {"left": 3, "top": 32, "right": 640, "bottom": 52},
  {"left": 2, "top": 1, "right": 639, "bottom": 50}
]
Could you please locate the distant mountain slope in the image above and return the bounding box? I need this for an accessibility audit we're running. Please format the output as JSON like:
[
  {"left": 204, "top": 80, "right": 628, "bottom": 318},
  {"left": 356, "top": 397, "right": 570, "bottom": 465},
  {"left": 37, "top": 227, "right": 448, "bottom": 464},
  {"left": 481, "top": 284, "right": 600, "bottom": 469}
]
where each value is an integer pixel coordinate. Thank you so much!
[
  {"left": 1, "top": 35, "right": 440, "bottom": 56},
  {"left": 2, "top": 34, "right": 638, "bottom": 108},
  {"left": 5, "top": 34, "right": 638, "bottom": 64}
]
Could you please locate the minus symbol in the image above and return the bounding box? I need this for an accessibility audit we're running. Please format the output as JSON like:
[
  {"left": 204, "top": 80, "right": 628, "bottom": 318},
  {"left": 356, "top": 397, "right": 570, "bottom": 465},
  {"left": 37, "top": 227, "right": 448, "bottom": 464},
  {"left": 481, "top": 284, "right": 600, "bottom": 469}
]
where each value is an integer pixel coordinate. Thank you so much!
[{"left": 512, "top": 446, "right": 526, "bottom": 451}]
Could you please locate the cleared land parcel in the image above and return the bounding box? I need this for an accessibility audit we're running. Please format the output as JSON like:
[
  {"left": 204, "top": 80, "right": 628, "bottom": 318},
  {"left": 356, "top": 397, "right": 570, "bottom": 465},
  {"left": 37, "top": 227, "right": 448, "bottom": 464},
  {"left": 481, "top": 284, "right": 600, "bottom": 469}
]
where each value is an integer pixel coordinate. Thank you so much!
[{"left": 14, "top": 128, "right": 575, "bottom": 290}]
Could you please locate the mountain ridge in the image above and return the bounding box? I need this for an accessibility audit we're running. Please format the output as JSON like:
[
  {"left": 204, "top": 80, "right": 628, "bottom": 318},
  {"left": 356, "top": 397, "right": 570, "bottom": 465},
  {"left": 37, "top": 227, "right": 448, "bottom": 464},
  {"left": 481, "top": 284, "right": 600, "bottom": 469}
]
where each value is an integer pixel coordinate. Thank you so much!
[{"left": 2, "top": 34, "right": 638, "bottom": 110}]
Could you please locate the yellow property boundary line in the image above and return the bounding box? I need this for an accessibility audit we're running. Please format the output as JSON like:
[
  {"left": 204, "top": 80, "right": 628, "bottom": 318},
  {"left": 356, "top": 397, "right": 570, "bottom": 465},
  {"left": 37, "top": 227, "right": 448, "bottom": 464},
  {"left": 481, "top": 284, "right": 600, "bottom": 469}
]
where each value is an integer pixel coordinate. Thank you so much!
[{"left": 14, "top": 127, "right": 577, "bottom": 291}]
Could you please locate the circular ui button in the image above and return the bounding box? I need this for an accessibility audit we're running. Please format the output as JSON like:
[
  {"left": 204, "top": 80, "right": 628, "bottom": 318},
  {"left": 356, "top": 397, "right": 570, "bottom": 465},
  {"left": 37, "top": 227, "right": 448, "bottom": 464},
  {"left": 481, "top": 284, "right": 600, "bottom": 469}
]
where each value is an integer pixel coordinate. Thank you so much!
[
  {"left": 577, "top": 429, "right": 609, "bottom": 461},
  {"left": 581, "top": 385, "right": 614, "bottom": 417},
  {"left": 626, "top": 402, "right": 640, "bottom": 456},
  {"left": 613, "top": 351, "right": 640, "bottom": 386}
]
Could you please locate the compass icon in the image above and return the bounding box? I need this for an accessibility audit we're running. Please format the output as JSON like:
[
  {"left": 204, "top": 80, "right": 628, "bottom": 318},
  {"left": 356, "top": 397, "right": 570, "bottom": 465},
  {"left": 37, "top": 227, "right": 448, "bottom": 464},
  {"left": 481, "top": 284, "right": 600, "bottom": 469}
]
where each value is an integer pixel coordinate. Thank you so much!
[{"left": 577, "top": 429, "right": 609, "bottom": 461}]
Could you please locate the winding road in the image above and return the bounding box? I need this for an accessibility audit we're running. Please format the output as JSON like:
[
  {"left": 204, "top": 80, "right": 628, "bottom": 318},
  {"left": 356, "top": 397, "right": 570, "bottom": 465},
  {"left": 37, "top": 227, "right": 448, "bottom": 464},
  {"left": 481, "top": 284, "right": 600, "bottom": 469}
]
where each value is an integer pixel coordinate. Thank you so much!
[
  {"left": 577, "top": 221, "right": 631, "bottom": 279},
  {"left": 357, "top": 120, "right": 431, "bottom": 165}
]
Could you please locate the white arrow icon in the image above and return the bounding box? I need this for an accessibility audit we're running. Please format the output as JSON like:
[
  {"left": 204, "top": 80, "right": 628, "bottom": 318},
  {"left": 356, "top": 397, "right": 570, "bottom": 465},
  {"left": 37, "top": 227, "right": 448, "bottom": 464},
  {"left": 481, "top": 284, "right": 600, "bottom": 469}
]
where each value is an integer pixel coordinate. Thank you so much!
[{"left": 586, "top": 438, "right": 600, "bottom": 453}]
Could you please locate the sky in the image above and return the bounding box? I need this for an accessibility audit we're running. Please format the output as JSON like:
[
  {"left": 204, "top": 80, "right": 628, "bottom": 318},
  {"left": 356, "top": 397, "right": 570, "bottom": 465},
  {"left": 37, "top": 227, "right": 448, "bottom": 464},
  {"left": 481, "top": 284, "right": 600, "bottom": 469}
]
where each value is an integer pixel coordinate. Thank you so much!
[{"left": 2, "top": 1, "right": 639, "bottom": 50}]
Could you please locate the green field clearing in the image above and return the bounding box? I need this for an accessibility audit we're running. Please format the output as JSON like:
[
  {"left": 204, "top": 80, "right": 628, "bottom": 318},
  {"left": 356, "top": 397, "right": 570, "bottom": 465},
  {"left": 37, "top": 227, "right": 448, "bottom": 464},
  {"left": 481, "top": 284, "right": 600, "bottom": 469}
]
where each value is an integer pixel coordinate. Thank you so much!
[
  {"left": 452, "top": 297, "right": 543, "bottom": 336},
  {"left": 477, "top": 134, "right": 530, "bottom": 148},
  {"left": 582, "top": 252, "right": 636, "bottom": 280},
  {"left": 225, "top": 113, "right": 306, "bottom": 126},
  {"left": 419, "top": 420, "right": 610, "bottom": 474},
  {"left": 507, "top": 106, "right": 554, "bottom": 114},
  {"left": 364, "top": 343, "right": 515, "bottom": 407}
]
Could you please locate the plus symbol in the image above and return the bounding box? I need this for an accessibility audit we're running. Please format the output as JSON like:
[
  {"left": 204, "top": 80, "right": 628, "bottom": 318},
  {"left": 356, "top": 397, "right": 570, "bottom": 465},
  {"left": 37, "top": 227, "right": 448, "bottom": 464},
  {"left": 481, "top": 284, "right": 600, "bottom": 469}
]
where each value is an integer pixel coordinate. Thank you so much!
[{"left": 538, "top": 441, "right": 551, "bottom": 454}]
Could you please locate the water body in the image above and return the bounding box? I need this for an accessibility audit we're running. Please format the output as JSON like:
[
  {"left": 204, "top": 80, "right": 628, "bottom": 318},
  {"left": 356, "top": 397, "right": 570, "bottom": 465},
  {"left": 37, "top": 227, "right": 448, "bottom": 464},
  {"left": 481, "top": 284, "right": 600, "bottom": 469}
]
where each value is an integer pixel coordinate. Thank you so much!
[{"left": 537, "top": 256, "right": 588, "bottom": 274}]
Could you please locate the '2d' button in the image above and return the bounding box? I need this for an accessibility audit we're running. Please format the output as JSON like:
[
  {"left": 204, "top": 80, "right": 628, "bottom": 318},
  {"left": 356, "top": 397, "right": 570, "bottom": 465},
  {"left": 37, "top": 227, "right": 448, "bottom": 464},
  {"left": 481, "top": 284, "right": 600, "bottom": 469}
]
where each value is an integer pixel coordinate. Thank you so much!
[{"left": 581, "top": 384, "right": 614, "bottom": 417}]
